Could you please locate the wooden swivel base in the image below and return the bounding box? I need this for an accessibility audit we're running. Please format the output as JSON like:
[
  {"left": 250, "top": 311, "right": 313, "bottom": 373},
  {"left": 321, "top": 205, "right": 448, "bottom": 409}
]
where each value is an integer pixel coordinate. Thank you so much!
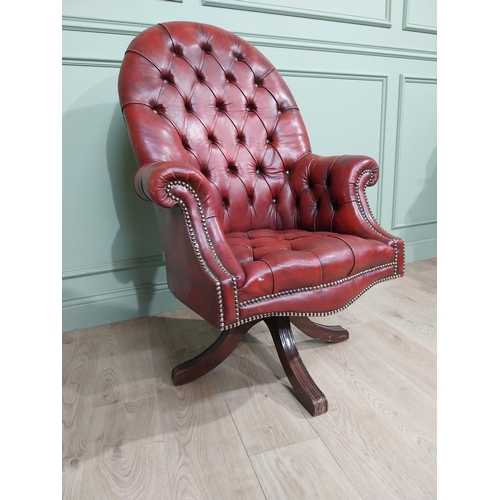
[{"left": 172, "top": 316, "right": 349, "bottom": 416}]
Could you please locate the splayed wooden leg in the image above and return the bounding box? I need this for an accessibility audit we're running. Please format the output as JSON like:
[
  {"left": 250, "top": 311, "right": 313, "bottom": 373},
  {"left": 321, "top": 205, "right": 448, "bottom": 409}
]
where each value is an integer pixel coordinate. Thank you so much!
[
  {"left": 291, "top": 317, "right": 349, "bottom": 343},
  {"left": 264, "top": 316, "right": 328, "bottom": 416},
  {"left": 172, "top": 320, "right": 259, "bottom": 385}
]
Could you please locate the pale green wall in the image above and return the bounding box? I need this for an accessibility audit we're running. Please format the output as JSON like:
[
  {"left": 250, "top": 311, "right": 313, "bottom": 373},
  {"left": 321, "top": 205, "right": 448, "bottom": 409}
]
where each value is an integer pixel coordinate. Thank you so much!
[{"left": 62, "top": 0, "right": 437, "bottom": 332}]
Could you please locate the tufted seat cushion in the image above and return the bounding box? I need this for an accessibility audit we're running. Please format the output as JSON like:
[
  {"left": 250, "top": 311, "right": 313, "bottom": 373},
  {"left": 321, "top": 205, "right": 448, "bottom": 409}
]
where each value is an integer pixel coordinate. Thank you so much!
[{"left": 227, "top": 229, "right": 395, "bottom": 303}]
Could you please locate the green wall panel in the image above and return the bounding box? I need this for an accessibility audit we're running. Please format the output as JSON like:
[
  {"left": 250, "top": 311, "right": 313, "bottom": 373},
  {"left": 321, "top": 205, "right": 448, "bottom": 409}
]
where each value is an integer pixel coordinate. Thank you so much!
[
  {"left": 403, "top": 0, "right": 437, "bottom": 33},
  {"left": 62, "top": 0, "right": 437, "bottom": 331},
  {"left": 202, "top": 0, "right": 391, "bottom": 26},
  {"left": 393, "top": 76, "right": 437, "bottom": 229}
]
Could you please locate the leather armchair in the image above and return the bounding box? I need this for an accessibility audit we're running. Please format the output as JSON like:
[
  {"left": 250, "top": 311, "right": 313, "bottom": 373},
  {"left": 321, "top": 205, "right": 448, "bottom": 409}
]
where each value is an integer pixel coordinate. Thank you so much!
[{"left": 118, "top": 21, "right": 404, "bottom": 416}]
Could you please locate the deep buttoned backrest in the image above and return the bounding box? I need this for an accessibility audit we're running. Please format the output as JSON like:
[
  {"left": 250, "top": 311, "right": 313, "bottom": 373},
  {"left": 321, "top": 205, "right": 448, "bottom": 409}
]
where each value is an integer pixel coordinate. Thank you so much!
[{"left": 119, "top": 21, "right": 311, "bottom": 232}]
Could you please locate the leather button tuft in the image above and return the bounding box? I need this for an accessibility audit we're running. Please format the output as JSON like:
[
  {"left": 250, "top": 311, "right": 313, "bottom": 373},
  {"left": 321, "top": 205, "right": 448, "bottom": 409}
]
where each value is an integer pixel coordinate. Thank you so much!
[
  {"left": 200, "top": 41, "right": 212, "bottom": 53},
  {"left": 215, "top": 99, "right": 227, "bottom": 112},
  {"left": 161, "top": 72, "right": 174, "bottom": 84},
  {"left": 195, "top": 69, "right": 205, "bottom": 82},
  {"left": 272, "top": 198, "right": 277, "bottom": 204},
  {"left": 171, "top": 44, "right": 184, "bottom": 56},
  {"left": 151, "top": 103, "right": 165, "bottom": 114}
]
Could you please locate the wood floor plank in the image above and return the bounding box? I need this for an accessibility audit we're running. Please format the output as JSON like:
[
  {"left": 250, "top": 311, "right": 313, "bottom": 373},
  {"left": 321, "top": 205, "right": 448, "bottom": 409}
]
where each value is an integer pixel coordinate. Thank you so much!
[
  {"left": 213, "top": 335, "right": 318, "bottom": 456},
  {"left": 354, "top": 284, "right": 437, "bottom": 353},
  {"left": 352, "top": 320, "right": 437, "bottom": 400},
  {"left": 80, "top": 396, "right": 169, "bottom": 500},
  {"left": 379, "top": 276, "right": 436, "bottom": 310},
  {"left": 147, "top": 314, "right": 220, "bottom": 389},
  {"left": 301, "top": 346, "right": 436, "bottom": 499},
  {"left": 91, "top": 318, "right": 157, "bottom": 408},
  {"left": 405, "top": 259, "right": 437, "bottom": 273},
  {"left": 62, "top": 340, "right": 98, "bottom": 500},
  {"left": 150, "top": 314, "right": 317, "bottom": 457},
  {"left": 251, "top": 338, "right": 437, "bottom": 498},
  {"left": 412, "top": 269, "right": 437, "bottom": 291},
  {"left": 157, "top": 378, "right": 266, "bottom": 500},
  {"left": 148, "top": 315, "right": 266, "bottom": 500},
  {"left": 250, "top": 438, "right": 362, "bottom": 500},
  {"left": 63, "top": 323, "right": 108, "bottom": 345},
  {"left": 392, "top": 271, "right": 437, "bottom": 296},
  {"left": 313, "top": 338, "right": 437, "bottom": 471}
]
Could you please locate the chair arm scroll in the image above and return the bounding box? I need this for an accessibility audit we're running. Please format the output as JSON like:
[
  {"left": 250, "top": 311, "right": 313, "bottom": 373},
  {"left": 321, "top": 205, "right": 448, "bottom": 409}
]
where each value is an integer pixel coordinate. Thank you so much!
[
  {"left": 135, "top": 161, "right": 218, "bottom": 216},
  {"left": 134, "top": 161, "right": 246, "bottom": 286},
  {"left": 292, "top": 154, "right": 395, "bottom": 242}
]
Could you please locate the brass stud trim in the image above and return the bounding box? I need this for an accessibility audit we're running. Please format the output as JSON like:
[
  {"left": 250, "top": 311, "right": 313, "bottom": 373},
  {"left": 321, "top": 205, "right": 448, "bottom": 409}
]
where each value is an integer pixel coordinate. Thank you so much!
[
  {"left": 239, "top": 261, "right": 397, "bottom": 307},
  {"left": 223, "top": 273, "right": 402, "bottom": 331},
  {"left": 166, "top": 180, "right": 240, "bottom": 328}
]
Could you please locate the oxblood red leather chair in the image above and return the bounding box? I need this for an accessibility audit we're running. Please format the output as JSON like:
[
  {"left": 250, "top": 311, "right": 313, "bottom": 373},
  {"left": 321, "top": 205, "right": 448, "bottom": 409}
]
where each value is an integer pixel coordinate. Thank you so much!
[{"left": 118, "top": 21, "right": 404, "bottom": 416}]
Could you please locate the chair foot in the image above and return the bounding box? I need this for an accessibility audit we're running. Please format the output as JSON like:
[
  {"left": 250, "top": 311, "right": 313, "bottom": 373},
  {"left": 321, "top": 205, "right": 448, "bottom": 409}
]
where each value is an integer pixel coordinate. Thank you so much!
[
  {"left": 172, "top": 320, "right": 258, "bottom": 386},
  {"left": 264, "top": 316, "right": 328, "bottom": 416},
  {"left": 290, "top": 317, "right": 349, "bottom": 343}
]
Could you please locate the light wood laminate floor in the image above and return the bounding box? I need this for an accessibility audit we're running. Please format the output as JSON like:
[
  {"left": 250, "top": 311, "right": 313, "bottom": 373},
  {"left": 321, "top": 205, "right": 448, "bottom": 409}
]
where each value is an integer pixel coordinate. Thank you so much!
[{"left": 63, "top": 258, "right": 437, "bottom": 500}]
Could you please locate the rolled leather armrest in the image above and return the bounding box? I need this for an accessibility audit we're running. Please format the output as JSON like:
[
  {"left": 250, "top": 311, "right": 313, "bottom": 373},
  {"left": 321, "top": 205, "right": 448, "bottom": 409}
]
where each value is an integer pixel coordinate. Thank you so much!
[
  {"left": 291, "top": 153, "right": 396, "bottom": 242},
  {"left": 135, "top": 161, "right": 218, "bottom": 215},
  {"left": 134, "top": 160, "right": 246, "bottom": 284}
]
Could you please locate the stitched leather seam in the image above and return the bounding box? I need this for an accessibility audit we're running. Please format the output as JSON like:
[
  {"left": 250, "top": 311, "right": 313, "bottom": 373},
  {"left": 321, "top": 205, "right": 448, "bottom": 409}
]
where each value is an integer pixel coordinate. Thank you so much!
[
  {"left": 125, "top": 49, "right": 163, "bottom": 75},
  {"left": 304, "top": 249, "right": 324, "bottom": 283},
  {"left": 329, "top": 234, "right": 356, "bottom": 276},
  {"left": 268, "top": 261, "right": 278, "bottom": 295},
  {"left": 121, "top": 100, "right": 155, "bottom": 111},
  {"left": 126, "top": 98, "right": 185, "bottom": 147}
]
